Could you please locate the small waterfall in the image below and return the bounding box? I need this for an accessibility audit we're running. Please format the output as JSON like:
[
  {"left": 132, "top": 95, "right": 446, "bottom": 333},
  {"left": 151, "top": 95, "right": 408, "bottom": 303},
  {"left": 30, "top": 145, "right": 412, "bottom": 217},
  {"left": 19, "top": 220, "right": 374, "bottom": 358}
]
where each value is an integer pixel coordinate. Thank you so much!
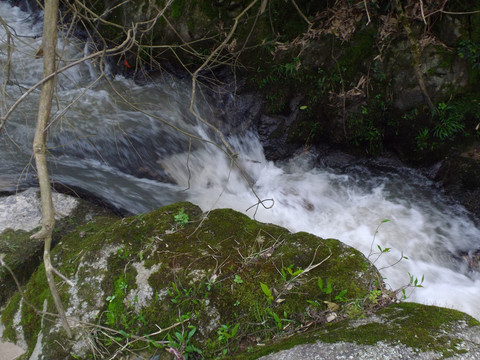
[{"left": 1, "top": 1, "right": 480, "bottom": 320}]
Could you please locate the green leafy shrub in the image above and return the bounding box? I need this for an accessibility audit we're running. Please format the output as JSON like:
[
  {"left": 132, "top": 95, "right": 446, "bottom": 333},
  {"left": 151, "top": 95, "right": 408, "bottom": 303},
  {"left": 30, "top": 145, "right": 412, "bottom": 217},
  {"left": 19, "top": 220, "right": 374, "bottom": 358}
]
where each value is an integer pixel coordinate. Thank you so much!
[
  {"left": 432, "top": 102, "right": 465, "bottom": 140},
  {"left": 458, "top": 40, "right": 480, "bottom": 70}
]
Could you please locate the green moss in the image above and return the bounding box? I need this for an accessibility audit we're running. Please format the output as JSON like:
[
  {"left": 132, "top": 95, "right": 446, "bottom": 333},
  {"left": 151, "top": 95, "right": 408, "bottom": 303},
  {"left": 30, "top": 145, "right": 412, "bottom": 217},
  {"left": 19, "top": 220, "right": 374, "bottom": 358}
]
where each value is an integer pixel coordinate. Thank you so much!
[
  {"left": 231, "top": 303, "right": 480, "bottom": 359},
  {"left": 4, "top": 202, "right": 385, "bottom": 358},
  {"left": 321, "top": 303, "right": 479, "bottom": 356},
  {"left": 337, "top": 26, "right": 377, "bottom": 82},
  {"left": 20, "top": 266, "right": 52, "bottom": 352},
  {"left": 1, "top": 292, "right": 21, "bottom": 342},
  {"left": 0, "top": 228, "right": 42, "bottom": 306},
  {"left": 170, "top": 0, "right": 185, "bottom": 19}
]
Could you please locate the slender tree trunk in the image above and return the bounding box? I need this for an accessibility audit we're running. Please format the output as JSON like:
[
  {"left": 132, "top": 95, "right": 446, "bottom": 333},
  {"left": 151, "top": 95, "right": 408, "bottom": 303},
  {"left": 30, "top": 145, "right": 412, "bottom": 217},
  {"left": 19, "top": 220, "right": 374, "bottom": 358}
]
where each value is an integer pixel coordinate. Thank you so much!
[{"left": 31, "top": 0, "right": 72, "bottom": 337}]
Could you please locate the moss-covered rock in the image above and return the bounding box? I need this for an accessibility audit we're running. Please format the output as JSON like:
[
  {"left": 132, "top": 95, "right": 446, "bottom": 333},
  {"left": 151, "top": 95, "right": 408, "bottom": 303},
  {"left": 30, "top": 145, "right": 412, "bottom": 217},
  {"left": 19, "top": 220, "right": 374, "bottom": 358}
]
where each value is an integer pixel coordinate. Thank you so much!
[
  {"left": 0, "top": 229, "right": 42, "bottom": 308},
  {"left": 1, "top": 201, "right": 383, "bottom": 359},
  {"left": 0, "top": 189, "right": 119, "bottom": 308},
  {"left": 248, "top": 303, "right": 480, "bottom": 360}
]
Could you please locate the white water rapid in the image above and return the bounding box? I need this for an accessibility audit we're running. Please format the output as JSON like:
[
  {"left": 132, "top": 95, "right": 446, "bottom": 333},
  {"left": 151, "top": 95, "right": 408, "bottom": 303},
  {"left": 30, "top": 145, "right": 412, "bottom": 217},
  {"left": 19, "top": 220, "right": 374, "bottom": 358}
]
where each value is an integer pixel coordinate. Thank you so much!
[{"left": 1, "top": 1, "right": 480, "bottom": 320}]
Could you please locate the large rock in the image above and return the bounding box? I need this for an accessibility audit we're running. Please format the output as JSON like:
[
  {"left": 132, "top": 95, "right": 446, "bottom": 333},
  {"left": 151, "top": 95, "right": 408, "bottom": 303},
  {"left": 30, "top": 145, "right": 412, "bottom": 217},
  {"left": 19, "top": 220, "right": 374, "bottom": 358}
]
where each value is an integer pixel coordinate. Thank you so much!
[
  {"left": 0, "top": 188, "right": 118, "bottom": 307},
  {"left": 436, "top": 144, "right": 480, "bottom": 219},
  {"left": 1, "top": 202, "right": 382, "bottom": 359},
  {"left": 253, "top": 303, "right": 480, "bottom": 360},
  {"left": 2, "top": 201, "right": 480, "bottom": 359}
]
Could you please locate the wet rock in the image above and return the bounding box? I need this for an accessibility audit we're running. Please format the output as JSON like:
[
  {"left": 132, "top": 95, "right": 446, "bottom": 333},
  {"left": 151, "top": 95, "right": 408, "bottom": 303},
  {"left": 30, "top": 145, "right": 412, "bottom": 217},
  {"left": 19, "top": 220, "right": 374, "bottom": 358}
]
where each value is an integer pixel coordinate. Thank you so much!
[
  {"left": 436, "top": 144, "right": 480, "bottom": 219},
  {"left": 0, "top": 188, "right": 77, "bottom": 233},
  {"left": 457, "top": 249, "right": 480, "bottom": 273}
]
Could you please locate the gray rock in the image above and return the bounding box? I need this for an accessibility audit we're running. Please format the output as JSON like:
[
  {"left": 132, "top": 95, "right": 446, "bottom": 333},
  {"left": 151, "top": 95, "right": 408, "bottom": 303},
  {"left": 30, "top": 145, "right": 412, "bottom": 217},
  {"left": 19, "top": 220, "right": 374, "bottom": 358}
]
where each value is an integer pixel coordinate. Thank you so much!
[{"left": 0, "top": 188, "right": 78, "bottom": 233}]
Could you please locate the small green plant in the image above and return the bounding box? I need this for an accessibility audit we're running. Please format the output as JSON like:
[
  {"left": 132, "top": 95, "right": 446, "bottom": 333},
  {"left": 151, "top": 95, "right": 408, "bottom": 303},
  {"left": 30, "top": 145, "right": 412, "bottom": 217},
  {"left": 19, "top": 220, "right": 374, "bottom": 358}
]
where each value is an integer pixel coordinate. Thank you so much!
[
  {"left": 168, "top": 281, "right": 195, "bottom": 305},
  {"left": 367, "top": 219, "right": 390, "bottom": 262},
  {"left": 316, "top": 67, "right": 328, "bottom": 93},
  {"left": 105, "top": 277, "right": 129, "bottom": 327},
  {"left": 280, "top": 264, "right": 303, "bottom": 282},
  {"left": 233, "top": 274, "right": 243, "bottom": 284},
  {"left": 347, "top": 111, "right": 383, "bottom": 155},
  {"left": 281, "top": 57, "right": 300, "bottom": 77},
  {"left": 265, "top": 307, "right": 284, "bottom": 331},
  {"left": 174, "top": 208, "right": 189, "bottom": 227},
  {"left": 400, "top": 273, "right": 425, "bottom": 300},
  {"left": 117, "top": 247, "right": 130, "bottom": 260},
  {"left": 415, "top": 128, "right": 432, "bottom": 151},
  {"left": 307, "top": 278, "right": 347, "bottom": 309},
  {"left": 167, "top": 325, "right": 202, "bottom": 360},
  {"left": 432, "top": 102, "right": 465, "bottom": 141},
  {"left": 260, "top": 282, "right": 274, "bottom": 303},
  {"left": 217, "top": 323, "right": 239, "bottom": 344},
  {"left": 317, "top": 277, "right": 332, "bottom": 295},
  {"left": 334, "top": 289, "right": 348, "bottom": 302},
  {"left": 368, "top": 289, "right": 382, "bottom": 304},
  {"left": 101, "top": 277, "right": 152, "bottom": 350},
  {"left": 366, "top": 219, "right": 425, "bottom": 302}
]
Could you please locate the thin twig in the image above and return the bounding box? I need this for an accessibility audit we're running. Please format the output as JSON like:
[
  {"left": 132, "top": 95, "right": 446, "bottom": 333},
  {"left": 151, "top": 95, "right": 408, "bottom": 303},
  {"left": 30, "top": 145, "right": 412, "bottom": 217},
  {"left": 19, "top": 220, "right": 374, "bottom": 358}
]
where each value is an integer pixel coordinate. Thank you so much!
[
  {"left": 364, "top": 0, "right": 371, "bottom": 25},
  {"left": 290, "top": 0, "right": 313, "bottom": 27},
  {"left": 0, "top": 31, "right": 134, "bottom": 127},
  {"left": 181, "top": 137, "right": 192, "bottom": 191},
  {"left": 419, "top": 0, "right": 427, "bottom": 24}
]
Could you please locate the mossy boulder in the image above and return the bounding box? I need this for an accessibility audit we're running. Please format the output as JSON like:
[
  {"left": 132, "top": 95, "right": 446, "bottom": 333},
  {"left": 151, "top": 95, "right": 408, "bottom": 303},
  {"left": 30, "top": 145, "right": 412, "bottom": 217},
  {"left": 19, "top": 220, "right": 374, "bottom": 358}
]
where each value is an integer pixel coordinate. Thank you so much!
[
  {"left": 1, "top": 201, "right": 383, "bottom": 359},
  {"left": 0, "top": 188, "right": 119, "bottom": 308},
  {"left": 0, "top": 229, "right": 42, "bottom": 308},
  {"left": 249, "top": 303, "right": 480, "bottom": 360}
]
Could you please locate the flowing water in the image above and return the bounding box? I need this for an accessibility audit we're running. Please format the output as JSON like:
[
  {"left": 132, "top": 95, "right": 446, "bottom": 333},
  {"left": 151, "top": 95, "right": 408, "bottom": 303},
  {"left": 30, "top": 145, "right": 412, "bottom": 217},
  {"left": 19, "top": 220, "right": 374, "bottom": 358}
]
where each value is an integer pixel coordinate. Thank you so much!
[{"left": 1, "top": 2, "right": 480, "bottom": 320}]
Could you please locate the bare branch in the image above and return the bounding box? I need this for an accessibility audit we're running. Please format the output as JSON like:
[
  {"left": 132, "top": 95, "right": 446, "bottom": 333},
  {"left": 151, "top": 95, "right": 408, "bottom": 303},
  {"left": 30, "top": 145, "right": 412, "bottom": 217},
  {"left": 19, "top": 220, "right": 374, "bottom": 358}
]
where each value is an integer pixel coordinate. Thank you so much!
[
  {"left": 419, "top": 0, "right": 427, "bottom": 24},
  {"left": 0, "top": 15, "right": 13, "bottom": 129},
  {"left": 190, "top": 0, "right": 260, "bottom": 158},
  {"left": 364, "top": 0, "right": 371, "bottom": 25},
  {"left": 291, "top": 0, "right": 313, "bottom": 27}
]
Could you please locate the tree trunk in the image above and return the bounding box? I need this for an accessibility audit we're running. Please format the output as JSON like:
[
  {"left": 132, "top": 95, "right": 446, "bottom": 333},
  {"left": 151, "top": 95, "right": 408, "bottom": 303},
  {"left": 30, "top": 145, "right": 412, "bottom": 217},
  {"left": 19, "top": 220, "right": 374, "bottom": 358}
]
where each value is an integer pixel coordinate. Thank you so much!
[{"left": 31, "top": 0, "right": 72, "bottom": 338}]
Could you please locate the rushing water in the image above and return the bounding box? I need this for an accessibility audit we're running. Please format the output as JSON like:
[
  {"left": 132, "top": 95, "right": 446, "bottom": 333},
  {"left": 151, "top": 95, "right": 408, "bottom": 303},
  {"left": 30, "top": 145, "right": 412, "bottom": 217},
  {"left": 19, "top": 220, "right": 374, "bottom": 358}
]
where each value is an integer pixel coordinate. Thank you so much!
[{"left": 1, "top": 2, "right": 480, "bottom": 320}]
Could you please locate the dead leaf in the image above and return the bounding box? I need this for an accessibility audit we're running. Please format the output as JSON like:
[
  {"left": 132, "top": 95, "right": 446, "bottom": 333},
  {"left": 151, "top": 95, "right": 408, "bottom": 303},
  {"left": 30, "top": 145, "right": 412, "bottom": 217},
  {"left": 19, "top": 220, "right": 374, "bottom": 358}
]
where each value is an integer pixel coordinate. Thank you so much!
[{"left": 324, "top": 301, "right": 340, "bottom": 311}]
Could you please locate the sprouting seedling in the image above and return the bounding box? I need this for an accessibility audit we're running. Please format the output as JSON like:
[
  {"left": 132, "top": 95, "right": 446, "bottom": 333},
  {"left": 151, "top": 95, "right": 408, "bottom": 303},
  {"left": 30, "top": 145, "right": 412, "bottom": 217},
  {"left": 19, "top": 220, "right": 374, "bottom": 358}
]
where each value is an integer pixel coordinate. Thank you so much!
[
  {"left": 400, "top": 273, "right": 425, "bottom": 300},
  {"left": 260, "top": 282, "right": 274, "bottom": 303},
  {"left": 335, "top": 289, "right": 348, "bottom": 302},
  {"left": 367, "top": 219, "right": 390, "bottom": 261},
  {"left": 280, "top": 264, "right": 304, "bottom": 281},
  {"left": 173, "top": 208, "right": 189, "bottom": 227},
  {"left": 317, "top": 277, "right": 332, "bottom": 295}
]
